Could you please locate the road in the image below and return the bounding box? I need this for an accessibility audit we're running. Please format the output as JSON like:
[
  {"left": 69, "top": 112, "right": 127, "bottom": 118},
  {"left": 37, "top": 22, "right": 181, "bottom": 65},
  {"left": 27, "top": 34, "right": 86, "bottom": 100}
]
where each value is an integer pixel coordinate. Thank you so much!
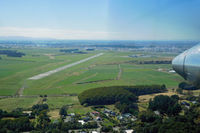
[{"left": 28, "top": 53, "right": 104, "bottom": 80}]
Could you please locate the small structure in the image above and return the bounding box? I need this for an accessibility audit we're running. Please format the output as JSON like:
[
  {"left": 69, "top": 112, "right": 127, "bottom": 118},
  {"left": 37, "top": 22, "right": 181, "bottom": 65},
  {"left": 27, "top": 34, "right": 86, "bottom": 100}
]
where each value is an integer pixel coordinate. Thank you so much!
[
  {"left": 79, "top": 131, "right": 87, "bottom": 133},
  {"left": 131, "top": 116, "right": 137, "bottom": 121},
  {"left": 181, "top": 101, "right": 190, "bottom": 106},
  {"left": 154, "top": 111, "right": 160, "bottom": 115},
  {"left": 110, "top": 111, "right": 116, "bottom": 116},
  {"left": 117, "top": 115, "right": 124, "bottom": 120},
  {"left": 92, "top": 111, "right": 100, "bottom": 116},
  {"left": 64, "top": 116, "right": 72, "bottom": 123},
  {"left": 96, "top": 117, "right": 102, "bottom": 121},
  {"left": 53, "top": 120, "right": 59, "bottom": 124},
  {"left": 122, "top": 113, "right": 132, "bottom": 118},
  {"left": 23, "top": 111, "right": 32, "bottom": 116},
  {"left": 78, "top": 120, "right": 85, "bottom": 125},
  {"left": 169, "top": 70, "right": 175, "bottom": 73},
  {"left": 69, "top": 113, "right": 75, "bottom": 116},
  {"left": 104, "top": 108, "right": 112, "bottom": 113},
  {"left": 83, "top": 116, "right": 90, "bottom": 122},
  {"left": 185, "top": 105, "right": 190, "bottom": 109},
  {"left": 192, "top": 101, "right": 197, "bottom": 104},
  {"left": 104, "top": 108, "right": 116, "bottom": 116},
  {"left": 125, "top": 129, "right": 134, "bottom": 133}
]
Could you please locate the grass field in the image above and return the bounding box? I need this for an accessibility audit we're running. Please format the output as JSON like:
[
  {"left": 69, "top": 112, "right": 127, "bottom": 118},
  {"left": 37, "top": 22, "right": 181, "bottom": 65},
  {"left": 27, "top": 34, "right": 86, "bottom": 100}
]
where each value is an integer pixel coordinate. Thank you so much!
[
  {"left": 47, "top": 96, "right": 79, "bottom": 109},
  {"left": 0, "top": 47, "right": 185, "bottom": 112},
  {"left": 0, "top": 97, "right": 39, "bottom": 111},
  {"left": 0, "top": 48, "right": 183, "bottom": 96},
  {"left": 47, "top": 96, "right": 92, "bottom": 118}
]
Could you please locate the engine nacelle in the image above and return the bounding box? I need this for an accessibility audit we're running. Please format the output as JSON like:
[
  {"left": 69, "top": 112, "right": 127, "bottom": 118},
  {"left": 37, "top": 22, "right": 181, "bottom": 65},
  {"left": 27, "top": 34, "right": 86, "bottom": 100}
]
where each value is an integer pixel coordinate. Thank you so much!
[{"left": 172, "top": 44, "right": 200, "bottom": 85}]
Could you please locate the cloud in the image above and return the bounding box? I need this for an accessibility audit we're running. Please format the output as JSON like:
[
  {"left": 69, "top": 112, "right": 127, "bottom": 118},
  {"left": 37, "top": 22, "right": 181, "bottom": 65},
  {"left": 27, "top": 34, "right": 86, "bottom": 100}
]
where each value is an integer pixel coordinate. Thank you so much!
[{"left": 0, "top": 27, "right": 117, "bottom": 40}]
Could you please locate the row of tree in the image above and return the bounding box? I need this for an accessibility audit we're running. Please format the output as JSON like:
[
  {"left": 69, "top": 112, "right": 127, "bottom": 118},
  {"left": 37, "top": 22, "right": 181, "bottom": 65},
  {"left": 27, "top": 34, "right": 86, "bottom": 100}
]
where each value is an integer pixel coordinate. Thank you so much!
[
  {"left": 138, "top": 60, "right": 171, "bottom": 64},
  {"left": 0, "top": 50, "right": 25, "bottom": 57},
  {"left": 79, "top": 87, "right": 138, "bottom": 106},
  {"left": 60, "top": 49, "right": 87, "bottom": 54},
  {"left": 124, "top": 85, "right": 166, "bottom": 96},
  {"left": 78, "top": 85, "right": 166, "bottom": 106},
  {"left": 179, "top": 82, "right": 200, "bottom": 90}
]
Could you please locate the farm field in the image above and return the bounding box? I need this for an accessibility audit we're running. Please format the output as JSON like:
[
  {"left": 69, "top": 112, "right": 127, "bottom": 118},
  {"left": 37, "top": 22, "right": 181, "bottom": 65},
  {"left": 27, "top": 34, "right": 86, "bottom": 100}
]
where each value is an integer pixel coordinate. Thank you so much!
[
  {"left": 0, "top": 47, "right": 184, "bottom": 111},
  {"left": 0, "top": 97, "right": 40, "bottom": 111},
  {"left": 0, "top": 48, "right": 183, "bottom": 96}
]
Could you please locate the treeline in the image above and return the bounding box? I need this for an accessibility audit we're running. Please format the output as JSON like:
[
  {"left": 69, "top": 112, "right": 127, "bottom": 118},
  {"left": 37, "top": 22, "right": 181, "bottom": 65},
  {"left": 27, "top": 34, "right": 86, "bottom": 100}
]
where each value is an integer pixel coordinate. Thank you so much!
[
  {"left": 79, "top": 87, "right": 138, "bottom": 106},
  {"left": 0, "top": 108, "right": 29, "bottom": 118},
  {"left": 0, "top": 117, "right": 33, "bottom": 132},
  {"left": 60, "top": 49, "right": 87, "bottom": 54},
  {"left": 138, "top": 60, "right": 171, "bottom": 64},
  {"left": 91, "top": 44, "right": 144, "bottom": 49},
  {"left": 78, "top": 85, "right": 166, "bottom": 106},
  {"left": 124, "top": 85, "right": 166, "bottom": 96},
  {"left": 149, "top": 95, "right": 181, "bottom": 116},
  {"left": 0, "top": 104, "right": 49, "bottom": 132},
  {"left": 135, "top": 95, "right": 200, "bottom": 133},
  {"left": 0, "top": 50, "right": 25, "bottom": 57},
  {"left": 60, "top": 49, "right": 79, "bottom": 53},
  {"left": 179, "top": 82, "right": 200, "bottom": 90}
]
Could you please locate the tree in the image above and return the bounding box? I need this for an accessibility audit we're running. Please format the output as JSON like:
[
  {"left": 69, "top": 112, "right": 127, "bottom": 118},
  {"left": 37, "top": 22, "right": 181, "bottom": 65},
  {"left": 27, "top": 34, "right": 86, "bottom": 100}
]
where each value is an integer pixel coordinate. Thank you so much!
[
  {"left": 101, "top": 126, "right": 113, "bottom": 132},
  {"left": 34, "top": 110, "right": 50, "bottom": 129},
  {"left": 148, "top": 95, "right": 181, "bottom": 116},
  {"left": 171, "top": 95, "right": 179, "bottom": 101},
  {"left": 176, "top": 88, "right": 183, "bottom": 94},
  {"left": 179, "top": 82, "right": 187, "bottom": 89},
  {"left": 59, "top": 106, "right": 67, "bottom": 117},
  {"left": 115, "top": 101, "right": 138, "bottom": 115}
]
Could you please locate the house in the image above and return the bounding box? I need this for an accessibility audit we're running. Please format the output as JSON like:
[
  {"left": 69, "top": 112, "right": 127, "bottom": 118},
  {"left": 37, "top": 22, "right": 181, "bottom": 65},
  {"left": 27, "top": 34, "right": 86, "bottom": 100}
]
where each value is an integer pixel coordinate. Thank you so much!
[
  {"left": 64, "top": 116, "right": 72, "bottom": 123},
  {"left": 181, "top": 101, "right": 190, "bottom": 106},
  {"left": 117, "top": 115, "right": 124, "bottom": 120},
  {"left": 53, "top": 120, "right": 59, "bottom": 124},
  {"left": 96, "top": 117, "right": 102, "bottom": 121},
  {"left": 23, "top": 111, "right": 32, "bottom": 116},
  {"left": 78, "top": 120, "right": 85, "bottom": 125},
  {"left": 185, "top": 105, "right": 190, "bottom": 109},
  {"left": 154, "top": 111, "right": 160, "bottom": 115},
  {"left": 104, "top": 108, "right": 116, "bottom": 116},
  {"left": 110, "top": 111, "right": 116, "bottom": 116},
  {"left": 169, "top": 70, "right": 175, "bottom": 73},
  {"left": 192, "top": 101, "right": 197, "bottom": 104},
  {"left": 122, "top": 113, "right": 132, "bottom": 118},
  {"left": 79, "top": 131, "right": 87, "bottom": 133},
  {"left": 69, "top": 113, "right": 75, "bottom": 116},
  {"left": 104, "top": 108, "right": 112, "bottom": 113},
  {"left": 131, "top": 116, "right": 137, "bottom": 121},
  {"left": 83, "top": 116, "right": 90, "bottom": 122},
  {"left": 92, "top": 111, "right": 100, "bottom": 116},
  {"left": 125, "top": 129, "right": 134, "bottom": 133}
]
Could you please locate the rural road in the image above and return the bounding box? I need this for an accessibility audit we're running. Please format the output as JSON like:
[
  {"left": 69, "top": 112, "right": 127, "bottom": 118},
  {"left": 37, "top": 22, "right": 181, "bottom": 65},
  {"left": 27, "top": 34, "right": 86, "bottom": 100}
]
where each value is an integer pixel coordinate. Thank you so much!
[{"left": 28, "top": 53, "right": 104, "bottom": 80}]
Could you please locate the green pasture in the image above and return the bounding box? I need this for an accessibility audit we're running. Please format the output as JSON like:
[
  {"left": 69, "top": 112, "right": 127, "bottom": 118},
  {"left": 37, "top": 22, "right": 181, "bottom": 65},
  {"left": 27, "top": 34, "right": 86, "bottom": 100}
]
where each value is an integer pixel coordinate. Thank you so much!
[
  {"left": 0, "top": 97, "right": 39, "bottom": 111},
  {"left": 47, "top": 96, "right": 79, "bottom": 109},
  {"left": 0, "top": 48, "right": 184, "bottom": 96}
]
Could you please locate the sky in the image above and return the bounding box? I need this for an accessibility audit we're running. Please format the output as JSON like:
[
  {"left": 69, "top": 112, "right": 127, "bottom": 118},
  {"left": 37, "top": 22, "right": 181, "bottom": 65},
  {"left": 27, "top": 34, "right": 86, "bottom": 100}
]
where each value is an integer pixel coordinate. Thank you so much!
[{"left": 0, "top": 0, "right": 200, "bottom": 40}]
